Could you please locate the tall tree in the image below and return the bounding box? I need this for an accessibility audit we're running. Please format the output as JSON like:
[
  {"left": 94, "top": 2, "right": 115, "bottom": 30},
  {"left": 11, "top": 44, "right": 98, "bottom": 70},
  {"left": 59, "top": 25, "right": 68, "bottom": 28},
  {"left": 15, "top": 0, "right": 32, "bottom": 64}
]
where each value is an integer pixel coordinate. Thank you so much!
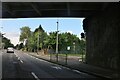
[
  {"left": 19, "top": 26, "right": 31, "bottom": 51},
  {"left": 34, "top": 25, "right": 46, "bottom": 50},
  {"left": 19, "top": 26, "right": 31, "bottom": 42},
  {"left": 27, "top": 32, "right": 37, "bottom": 52},
  {"left": 2, "top": 36, "right": 14, "bottom": 49}
]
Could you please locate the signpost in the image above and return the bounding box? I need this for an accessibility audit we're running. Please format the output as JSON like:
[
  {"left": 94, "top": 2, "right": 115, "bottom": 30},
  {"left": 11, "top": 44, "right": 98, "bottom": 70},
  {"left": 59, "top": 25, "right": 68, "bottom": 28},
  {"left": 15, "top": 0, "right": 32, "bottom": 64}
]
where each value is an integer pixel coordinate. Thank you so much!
[{"left": 67, "top": 46, "right": 70, "bottom": 51}]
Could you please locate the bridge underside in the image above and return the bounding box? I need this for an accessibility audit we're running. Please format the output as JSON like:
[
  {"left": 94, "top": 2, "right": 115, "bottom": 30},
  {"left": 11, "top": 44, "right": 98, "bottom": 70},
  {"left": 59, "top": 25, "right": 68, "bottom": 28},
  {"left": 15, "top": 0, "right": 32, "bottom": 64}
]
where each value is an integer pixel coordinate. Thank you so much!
[
  {"left": 2, "top": 2, "right": 110, "bottom": 18},
  {"left": 1, "top": 2, "right": 120, "bottom": 78}
]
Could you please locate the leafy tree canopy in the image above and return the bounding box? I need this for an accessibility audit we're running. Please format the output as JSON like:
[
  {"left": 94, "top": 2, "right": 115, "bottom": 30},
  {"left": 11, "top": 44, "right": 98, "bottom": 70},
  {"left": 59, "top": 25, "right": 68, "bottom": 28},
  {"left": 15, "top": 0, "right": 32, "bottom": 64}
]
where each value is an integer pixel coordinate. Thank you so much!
[{"left": 20, "top": 26, "right": 31, "bottom": 41}]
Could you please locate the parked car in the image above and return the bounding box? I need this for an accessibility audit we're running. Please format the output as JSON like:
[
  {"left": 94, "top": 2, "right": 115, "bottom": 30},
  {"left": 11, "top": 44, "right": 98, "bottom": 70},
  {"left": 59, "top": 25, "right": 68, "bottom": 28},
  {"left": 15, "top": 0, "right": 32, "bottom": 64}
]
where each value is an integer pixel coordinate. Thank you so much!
[{"left": 7, "top": 47, "right": 14, "bottom": 53}]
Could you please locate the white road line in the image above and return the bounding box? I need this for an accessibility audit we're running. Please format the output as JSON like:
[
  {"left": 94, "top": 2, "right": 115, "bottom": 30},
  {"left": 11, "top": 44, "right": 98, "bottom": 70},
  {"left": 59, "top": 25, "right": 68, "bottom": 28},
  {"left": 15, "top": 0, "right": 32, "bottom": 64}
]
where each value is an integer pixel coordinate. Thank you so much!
[
  {"left": 31, "top": 56, "right": 36, "bottom": 59},
  {"left": 18, "top": 57, "right": 20, "bottom": 60},
  {"left": 31, "top": 72, "right": 40, "bottom": 80},
  {"left": 62, "top": 67, "right": 70, "bottom": 70},
  {"left": 31, "top": 55, "right": 44, "bottom": 61},
  {"left": 14, "top": 53, "right": 18, "bottom": 57},
  {"left": 36, "top": 58, "right": 39, "bottom": 60},
  {"left": 73, "top": 70, "right": 82, "bottom": 74},
  {"left": 51, "top": 66, "right": 62, "bottom": 70},
  {"left": 30, "top": 56, "right": 33, "bottom": 58},
  {"left": 20, "top": 60, "right": 23, "bottom": 63}
]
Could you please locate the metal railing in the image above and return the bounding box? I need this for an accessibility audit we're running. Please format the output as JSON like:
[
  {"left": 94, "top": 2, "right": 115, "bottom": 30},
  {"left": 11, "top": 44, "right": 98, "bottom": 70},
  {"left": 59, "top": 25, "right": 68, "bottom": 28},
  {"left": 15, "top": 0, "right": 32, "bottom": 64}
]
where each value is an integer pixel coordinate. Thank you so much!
[{"left": 49, "top": 51, "right": 86, "bottom": 65}]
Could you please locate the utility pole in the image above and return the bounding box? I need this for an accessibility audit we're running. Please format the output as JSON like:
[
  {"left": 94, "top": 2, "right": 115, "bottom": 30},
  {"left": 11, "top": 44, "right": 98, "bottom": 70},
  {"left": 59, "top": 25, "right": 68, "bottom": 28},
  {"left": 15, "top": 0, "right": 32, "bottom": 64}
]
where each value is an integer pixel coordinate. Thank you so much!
[
  {"left": 56, "top": 19, "right": 59, "bottom": 54},
  {"left": 56, "top": 19, "right": 59, "bottom": 62}
]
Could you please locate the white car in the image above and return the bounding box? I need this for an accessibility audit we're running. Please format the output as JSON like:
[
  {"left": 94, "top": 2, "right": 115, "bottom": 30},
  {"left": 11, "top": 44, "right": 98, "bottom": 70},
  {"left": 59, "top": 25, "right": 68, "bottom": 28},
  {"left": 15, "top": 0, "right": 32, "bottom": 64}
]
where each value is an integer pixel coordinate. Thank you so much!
[{"left": 7, "top": 47, "right": 14, "bottom": 53}]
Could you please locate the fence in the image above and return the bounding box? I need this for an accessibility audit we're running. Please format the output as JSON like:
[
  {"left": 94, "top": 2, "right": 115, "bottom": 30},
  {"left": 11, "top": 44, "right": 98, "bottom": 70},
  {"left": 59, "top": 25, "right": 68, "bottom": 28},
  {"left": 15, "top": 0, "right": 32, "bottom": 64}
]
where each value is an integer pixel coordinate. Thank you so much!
[{"left": 49, "top": 51, "right": 86, "bottom": 65}]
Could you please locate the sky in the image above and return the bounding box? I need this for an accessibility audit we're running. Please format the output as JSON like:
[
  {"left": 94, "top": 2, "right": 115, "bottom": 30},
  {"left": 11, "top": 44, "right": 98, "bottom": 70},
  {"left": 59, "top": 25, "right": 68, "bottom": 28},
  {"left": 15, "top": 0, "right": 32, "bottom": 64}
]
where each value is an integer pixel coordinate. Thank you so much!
[{"left": 0, "top": 18, "right": 84, "bottom": 46}]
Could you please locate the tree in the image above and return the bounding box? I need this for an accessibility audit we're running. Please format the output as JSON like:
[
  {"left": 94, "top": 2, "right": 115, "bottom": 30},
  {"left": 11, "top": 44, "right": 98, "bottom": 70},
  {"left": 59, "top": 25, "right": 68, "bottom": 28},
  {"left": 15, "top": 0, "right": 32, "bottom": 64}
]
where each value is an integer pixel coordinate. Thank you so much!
[
  {"left": 19, "top": 26, "right": 31, "bottom": 51},
  {"left": 27, "top": 32, "right": 37, "bottom": 52},
  {"left": 46, "top": 32, "right": 81, "bottom": 52},
  {"left": 19, "top": 26, "right": 31, "bottom": 42},
  {"left": 18, "top": 25, "right": 86, "bottom": 54},
  {"left": 33, "top": 25, "right": 46, "bottom": 50},
  {"left": 47, "top": 32, "right": 57, "bottom": 50},
  {"left": 58, "top": 32, "right": 81, "bottom": 52},
  {"left": 2, "top": 36, "right": 14, "bottom": 49}
]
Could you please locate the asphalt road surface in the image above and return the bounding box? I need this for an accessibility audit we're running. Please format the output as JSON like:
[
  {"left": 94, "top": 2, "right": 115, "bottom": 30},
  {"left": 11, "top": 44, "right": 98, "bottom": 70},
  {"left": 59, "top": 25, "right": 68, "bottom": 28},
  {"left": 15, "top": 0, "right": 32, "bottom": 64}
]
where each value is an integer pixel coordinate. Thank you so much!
[{"left": 1, "top": 50, "right": 101, "bottom": 80}]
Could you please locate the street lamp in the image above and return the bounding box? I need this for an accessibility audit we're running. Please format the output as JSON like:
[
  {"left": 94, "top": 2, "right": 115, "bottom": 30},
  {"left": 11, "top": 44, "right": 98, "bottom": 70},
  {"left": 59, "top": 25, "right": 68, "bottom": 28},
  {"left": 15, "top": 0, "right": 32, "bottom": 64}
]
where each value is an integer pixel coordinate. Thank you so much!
[
  {"left": 56, "top": 19, "right": 59, "bottom": 54},
  {"left": 56, "top": 19, "right": 59, "bottom": 62}
]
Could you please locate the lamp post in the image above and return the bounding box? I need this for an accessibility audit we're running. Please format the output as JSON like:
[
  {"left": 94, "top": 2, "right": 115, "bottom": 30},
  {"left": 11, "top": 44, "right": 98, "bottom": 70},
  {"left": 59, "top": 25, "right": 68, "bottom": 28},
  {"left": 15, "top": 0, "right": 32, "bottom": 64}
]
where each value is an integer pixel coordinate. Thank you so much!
[
  {"left": 56, "top": 19, "right": 59, "bottom": 62},
  {"left": 56, "top": 20, "right": 59, "bottom": 54}
]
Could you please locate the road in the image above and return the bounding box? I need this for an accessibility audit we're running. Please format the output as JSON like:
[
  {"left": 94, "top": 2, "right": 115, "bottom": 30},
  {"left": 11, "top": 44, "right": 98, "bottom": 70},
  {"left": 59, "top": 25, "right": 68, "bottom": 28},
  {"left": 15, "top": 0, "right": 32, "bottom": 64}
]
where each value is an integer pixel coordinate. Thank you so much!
[{"left": 1, "top": 50, "right": 100, "bottom": 80}]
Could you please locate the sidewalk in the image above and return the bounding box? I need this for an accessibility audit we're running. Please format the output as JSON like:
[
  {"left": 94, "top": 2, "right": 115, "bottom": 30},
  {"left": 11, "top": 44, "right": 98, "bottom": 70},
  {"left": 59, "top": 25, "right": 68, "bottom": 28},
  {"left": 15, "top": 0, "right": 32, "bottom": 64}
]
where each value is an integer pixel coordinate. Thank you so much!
[{"left": 26, "top": 52, "right": 117, "bottom": 80}]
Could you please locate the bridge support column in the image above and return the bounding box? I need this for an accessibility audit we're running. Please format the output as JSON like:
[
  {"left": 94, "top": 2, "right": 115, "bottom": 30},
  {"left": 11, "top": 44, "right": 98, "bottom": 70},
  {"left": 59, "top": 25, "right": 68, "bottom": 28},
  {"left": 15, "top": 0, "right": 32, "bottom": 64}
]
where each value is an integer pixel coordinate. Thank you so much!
[{"left": 83, "top": 3, "right": 120, "bottom": 78}]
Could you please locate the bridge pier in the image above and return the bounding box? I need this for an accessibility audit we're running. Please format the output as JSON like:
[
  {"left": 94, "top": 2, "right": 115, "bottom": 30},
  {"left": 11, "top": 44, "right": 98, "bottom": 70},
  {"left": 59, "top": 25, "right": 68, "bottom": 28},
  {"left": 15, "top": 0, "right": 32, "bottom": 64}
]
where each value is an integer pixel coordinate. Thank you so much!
[{"left": 83, "top": 3, "right": 120, "bottom": 78}]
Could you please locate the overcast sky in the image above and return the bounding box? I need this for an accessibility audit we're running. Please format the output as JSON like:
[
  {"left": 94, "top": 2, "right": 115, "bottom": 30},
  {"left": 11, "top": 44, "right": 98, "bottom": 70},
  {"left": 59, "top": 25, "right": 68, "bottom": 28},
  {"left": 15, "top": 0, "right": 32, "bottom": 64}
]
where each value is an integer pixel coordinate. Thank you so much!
[{"left": 1, "top": 18, "right": 84, "bottom": 46}]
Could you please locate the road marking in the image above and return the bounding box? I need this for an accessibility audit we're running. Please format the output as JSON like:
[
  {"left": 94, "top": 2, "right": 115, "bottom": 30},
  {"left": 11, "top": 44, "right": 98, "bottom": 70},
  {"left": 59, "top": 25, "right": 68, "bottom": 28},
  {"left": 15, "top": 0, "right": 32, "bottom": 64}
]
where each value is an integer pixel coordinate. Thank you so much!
[
  {"left": 51, "top": 66, "right": 62, "bottom": 70},
  {"left": 30, "top": 56, "right": 33, "bottom": 58},
  {"left": 36, "top": 58, "right": 39, "bottom": 60},
  {"left": 62, "top": 66, "right": 70, "bottom": 70},
  {"left": 20, "top": 60, "right": 23, "bottom": 63},
  {"left": 14, "top": 53, "right": 18, "bottom": 57},
  {"left": 31, "top": 72, "right": 40, "bottom": 80},
  {"left": 30, "top": 55, "right": 44, "bottom": 61},
  {"left": 35, "top": 57, "right": 41, "bottom": 60},
  {"left": 72, "top": 70, "right": 82, "bottom": 74},
  {"left": 14, "top": 54, "right": 23, "bottom": 63},
  {"left": 18, "top": 57, "right": 20, "bottom": 60}
]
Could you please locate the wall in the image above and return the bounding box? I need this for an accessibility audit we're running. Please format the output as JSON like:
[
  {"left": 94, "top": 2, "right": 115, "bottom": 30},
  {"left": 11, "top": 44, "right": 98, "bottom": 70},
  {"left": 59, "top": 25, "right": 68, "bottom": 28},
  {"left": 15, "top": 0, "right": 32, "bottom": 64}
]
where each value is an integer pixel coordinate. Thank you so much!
[{"left": 83, "top": 3, "right": 120, "bottom": 77}]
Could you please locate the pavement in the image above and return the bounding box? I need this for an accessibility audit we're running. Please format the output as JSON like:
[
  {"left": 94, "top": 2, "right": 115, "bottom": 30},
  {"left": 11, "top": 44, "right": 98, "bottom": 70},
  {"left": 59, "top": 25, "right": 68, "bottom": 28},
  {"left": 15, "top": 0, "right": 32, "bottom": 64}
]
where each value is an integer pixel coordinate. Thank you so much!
[
  {"left": 26, "top": 51, "right": 117, "bottom": 80},
  {"left": 1, "top": 50, "right": 102, "bottom": 80}
]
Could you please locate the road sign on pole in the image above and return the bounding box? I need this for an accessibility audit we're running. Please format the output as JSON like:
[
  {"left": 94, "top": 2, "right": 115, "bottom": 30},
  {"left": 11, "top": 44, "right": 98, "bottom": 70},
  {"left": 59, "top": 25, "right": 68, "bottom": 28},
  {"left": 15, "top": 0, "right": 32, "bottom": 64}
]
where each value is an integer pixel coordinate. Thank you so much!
[{"left": 67, "top": 46, "right": 70, "bottom": 50}]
